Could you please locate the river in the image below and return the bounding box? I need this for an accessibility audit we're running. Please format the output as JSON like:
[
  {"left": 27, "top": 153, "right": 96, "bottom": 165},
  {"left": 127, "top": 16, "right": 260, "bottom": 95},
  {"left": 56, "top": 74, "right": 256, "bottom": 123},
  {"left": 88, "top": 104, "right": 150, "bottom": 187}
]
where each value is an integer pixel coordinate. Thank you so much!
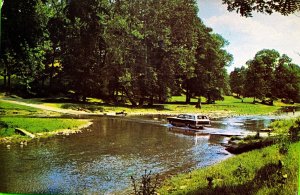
[{"left": 0, "top": 115, "right": 278, "bottom": 194}]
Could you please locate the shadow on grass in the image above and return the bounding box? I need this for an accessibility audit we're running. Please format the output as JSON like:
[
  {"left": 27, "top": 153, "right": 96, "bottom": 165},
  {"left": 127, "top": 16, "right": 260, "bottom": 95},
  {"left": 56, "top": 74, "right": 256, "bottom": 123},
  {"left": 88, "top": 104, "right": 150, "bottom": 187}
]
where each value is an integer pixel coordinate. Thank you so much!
[
  {"left": 193, "top": 162, "right": 286, "bottom": 195},
  {"left": 43, "top": 98, "right": 172, "bottom": 112}
]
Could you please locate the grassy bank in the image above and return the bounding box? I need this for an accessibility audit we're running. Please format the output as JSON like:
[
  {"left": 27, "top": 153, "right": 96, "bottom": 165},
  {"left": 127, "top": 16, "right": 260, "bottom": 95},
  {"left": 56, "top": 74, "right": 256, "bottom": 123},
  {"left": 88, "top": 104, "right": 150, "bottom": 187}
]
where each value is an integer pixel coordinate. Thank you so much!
[
  {"left": 2, "top": 95, "right": 295, "bottom": 117},
  {"left": 158, "top": 118, "right": 300, "bottom": 194},
  {"left": 158, "top": 142, "right": 299, "bottom": 195},
  {"left": 54, "top": 96, "right": 289, "bottom": 116},
  {"left": 0, "top": 99, "right": 60, "bottom": 117},
  {"left": 0, "top": 100, "right": 91, "bottom": 142},
  {"left": 0, "top": 117, "right": 88, "bottom": 137}
]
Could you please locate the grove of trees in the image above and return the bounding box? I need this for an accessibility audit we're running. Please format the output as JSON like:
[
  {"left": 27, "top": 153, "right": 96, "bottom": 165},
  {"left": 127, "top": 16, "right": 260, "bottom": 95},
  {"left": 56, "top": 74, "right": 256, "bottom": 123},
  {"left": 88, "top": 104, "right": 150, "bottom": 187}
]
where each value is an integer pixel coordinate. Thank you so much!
[
  {"left": 0, "top": 0, "right": 233, "bottom": 106},
  {"left": 230, "top": 49, "right": 300, "bottom": 103},
  {"left": 1, "top": 0, "right": 299, "bottom": 105}
]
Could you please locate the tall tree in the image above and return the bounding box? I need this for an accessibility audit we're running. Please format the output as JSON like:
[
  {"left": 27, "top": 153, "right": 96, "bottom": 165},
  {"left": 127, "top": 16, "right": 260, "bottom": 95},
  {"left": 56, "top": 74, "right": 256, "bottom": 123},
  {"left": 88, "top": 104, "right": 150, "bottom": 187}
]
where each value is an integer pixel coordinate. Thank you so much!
[
  {"left": 0, "top": 0, "right": 48, "bottom": 94},
  {"left": 244, "top": 49, "right": 280, "bottom": 102},
  {"left": 191, "top": 26, "right": 233, "bottom": 103},
  {"left": 61, "top": 0, "right": 109, "bottom": 101},
  {"left": 273, "top": 55, "right": 300, "bottom": 102}
]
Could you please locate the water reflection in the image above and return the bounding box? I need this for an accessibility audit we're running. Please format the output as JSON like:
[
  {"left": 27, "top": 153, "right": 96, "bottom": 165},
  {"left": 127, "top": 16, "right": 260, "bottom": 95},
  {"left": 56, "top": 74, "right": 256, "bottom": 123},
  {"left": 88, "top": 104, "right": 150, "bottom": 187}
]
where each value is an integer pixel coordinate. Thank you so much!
[{"left": 0, "top": 115, "right": 273, "bottom": 194}]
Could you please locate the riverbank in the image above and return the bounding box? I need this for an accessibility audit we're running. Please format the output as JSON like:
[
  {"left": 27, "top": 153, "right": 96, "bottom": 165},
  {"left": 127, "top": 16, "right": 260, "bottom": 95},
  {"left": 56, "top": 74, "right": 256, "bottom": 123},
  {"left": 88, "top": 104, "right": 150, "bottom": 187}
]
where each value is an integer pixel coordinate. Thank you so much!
[
  {"left": 158, "top": 141, "right": 299, "bottom": 194},
  {"left": 1, "top": 95, "right": 299, "bottom": 118},
  {"left": 0, "top": 99, "right": 93, "bottom": 143},
  {"left": 158, "top": 118, "right": 300, "bottom": 194},
  {"left": 0, "top": 118, "right": 92, "bottom": 144}
]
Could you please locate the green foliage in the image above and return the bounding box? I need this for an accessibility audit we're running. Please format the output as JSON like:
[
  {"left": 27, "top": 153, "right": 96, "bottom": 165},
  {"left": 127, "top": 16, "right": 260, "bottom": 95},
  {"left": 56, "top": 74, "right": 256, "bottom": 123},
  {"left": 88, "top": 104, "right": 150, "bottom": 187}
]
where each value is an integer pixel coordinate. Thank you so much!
[
  {"left": 223, "top": 0, "right": 300, "bottom": 17},
  {"left": 239, "top": 49, "right": 300, "bottom": 103},
  {"left": 230, "top": 67, "right": 246, "bottom": 97},
  {"left": 288, "top": 119, "right": 300, "bottom": 142},
  {"left": 269, "top": 118, "right": 298, "bottom": 135},
  {"left": 0, "top": 0, "right": 234, "bottom": 106}
]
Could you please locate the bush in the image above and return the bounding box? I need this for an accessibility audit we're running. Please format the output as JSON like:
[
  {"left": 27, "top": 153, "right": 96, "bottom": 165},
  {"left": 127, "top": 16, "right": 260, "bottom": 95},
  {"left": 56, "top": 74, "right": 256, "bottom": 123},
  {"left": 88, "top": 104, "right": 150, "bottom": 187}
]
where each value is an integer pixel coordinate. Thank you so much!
[
  {"left": 289, "top": 119, "right": 300, "bottom": 142},
  {"left": 131, "top": 170, "right": 159, "bottom": 195}
]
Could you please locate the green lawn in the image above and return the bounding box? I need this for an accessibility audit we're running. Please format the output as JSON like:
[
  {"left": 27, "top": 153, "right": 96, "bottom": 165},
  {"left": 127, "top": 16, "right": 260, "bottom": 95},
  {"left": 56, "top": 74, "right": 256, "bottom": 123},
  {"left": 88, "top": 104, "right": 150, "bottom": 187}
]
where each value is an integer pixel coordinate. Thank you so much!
[
  {"left": 0, "top": 117, "right": 88, "bottom": 137},
  {"left": 37, "top": 96, "right": 291, "bottom": 116},
  {"left": 0, "top": 100, "right": 38, "bottom": 112},
  {"left": 0, "top": 99, "right": 90, "bottom": 139},
  {"left": 1, "top": 95, "right": 294, "bottom": 116},
  {"left": 197, "top": 96, "right": 281, "bottom": 115}
]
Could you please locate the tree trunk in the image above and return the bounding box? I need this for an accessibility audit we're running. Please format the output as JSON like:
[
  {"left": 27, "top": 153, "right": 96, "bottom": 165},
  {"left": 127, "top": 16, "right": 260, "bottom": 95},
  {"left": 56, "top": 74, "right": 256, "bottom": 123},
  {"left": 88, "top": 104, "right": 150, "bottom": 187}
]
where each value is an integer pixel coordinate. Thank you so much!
[
  {"left": 122, "top": 86, "right": 137, "bottom": 106},
  {"left": 82, "top": 95, "right": 87, "bottom": 102},
  {"left": 195, "top": 97, "right": 201, "bottom": 109},
  {"left": 7, "top": 74, "right": 11, "bottom": 92},
  {"left": 3, "top": 68, "right": 7, "bottom": 89},
  {"left": 149, "top": 95, "right": 154, "bottom": 106},
  {"left": 138, "top": 98, "right": 144, "bottom": 107},
  {"left": 207, "top": 92, "right": 211, "bottom": 104},
  {"left": 49, "top": 54, "right": 55, "bottom": 90},
  {"left": 186, "top": 89, "right": 191, "bottom": 104}
]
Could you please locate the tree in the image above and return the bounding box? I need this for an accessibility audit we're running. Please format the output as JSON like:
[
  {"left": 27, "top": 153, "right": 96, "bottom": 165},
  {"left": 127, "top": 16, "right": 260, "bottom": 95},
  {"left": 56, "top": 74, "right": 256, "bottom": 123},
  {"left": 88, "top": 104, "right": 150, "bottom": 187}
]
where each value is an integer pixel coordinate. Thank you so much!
[
  {"left": 230, "top": 66, "right": 246, "bottom": 98},
  {"left": 243, "top": 49, "right": 280, "bottom": 102},
  {"left": 273, "top": 55, "right": 300, "bottom": 102},
  {"left": 0, "top": 0, "right": 49, "bottom": 94},
  {"left": 61, "top": 0, "right": 109, "bottom": 101},
  {"left": 191, "top": 26, "right": 233, "bottom": 103},
  {"left": 222, "top": 0, "right": 300, "bottom": 17}
]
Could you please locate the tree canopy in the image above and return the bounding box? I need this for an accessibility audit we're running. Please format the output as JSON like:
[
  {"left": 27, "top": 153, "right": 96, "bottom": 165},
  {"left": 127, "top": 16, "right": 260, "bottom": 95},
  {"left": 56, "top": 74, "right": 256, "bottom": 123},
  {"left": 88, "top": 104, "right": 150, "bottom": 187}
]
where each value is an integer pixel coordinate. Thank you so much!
[
  {"left": 230, "top": 49, "right": 300, "bottom": 103},
  {"left": 0, "top": 0, "right": 232, "bottom": 105},
  {"left": 222, "top": 0, "right": 300, "bottom": 17}
]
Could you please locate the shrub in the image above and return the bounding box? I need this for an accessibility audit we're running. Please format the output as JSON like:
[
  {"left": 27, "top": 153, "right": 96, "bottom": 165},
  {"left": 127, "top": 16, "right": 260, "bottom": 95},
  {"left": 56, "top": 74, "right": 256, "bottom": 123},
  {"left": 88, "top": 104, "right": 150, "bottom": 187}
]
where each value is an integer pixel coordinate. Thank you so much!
[{"left": 131, "top": 170, "right": 159, "bottom": 195}]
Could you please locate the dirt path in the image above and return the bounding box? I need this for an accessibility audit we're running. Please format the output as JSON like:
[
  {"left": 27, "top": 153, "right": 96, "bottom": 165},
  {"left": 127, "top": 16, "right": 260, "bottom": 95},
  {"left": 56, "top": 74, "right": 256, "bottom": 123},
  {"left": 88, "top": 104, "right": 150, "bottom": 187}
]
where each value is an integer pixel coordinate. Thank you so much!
[{"left": 0, "top": 98, "right": 102, "bottom": 115}]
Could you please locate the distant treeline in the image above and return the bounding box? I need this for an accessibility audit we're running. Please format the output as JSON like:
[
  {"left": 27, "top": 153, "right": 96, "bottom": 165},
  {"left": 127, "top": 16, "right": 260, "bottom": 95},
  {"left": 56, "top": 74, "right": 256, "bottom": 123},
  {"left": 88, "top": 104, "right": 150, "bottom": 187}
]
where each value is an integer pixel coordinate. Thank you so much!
[
  {"left": 230, "top": 49, "right": 300, "bottom": 103},
  {"left": 0, "top": 0, "right": 299, "bottom": 105}
]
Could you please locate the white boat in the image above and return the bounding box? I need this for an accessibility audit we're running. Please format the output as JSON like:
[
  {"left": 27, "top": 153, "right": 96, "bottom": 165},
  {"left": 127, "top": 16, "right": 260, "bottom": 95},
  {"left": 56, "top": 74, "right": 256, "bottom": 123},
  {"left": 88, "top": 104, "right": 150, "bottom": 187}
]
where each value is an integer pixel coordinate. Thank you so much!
[{"left": 167, "top": 114, "right": 210, "bottom": 129}]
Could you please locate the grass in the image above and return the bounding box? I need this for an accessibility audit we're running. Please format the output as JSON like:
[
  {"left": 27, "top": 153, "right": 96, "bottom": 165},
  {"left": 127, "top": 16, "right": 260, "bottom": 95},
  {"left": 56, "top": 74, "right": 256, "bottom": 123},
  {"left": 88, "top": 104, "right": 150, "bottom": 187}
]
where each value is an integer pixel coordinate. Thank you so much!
[
  {"left": 32, "top": 96, "right": 293, "bottom": 116},
  {"left": 0, "top": 100, "right": 38, "bottom": 112},
  {"left": 0, "top": 99, "right": 61, "bottom": 117},
  {"left": 0, "top": 97, "right": 90, "bottom": 140},
  {"left": 1, "top": 94, "right": 295, "bottom": 116},
  {"left": 269, "top": 118, "right": 299, "bottom": 135},
  {"left": 0, "top": 117, "right": 88, "bottom": 137},
  {"left": 158, "top": 142, "right": 299, "bottom": 195},
  {"left": 167, "top": 96, "right": 199, "bottom": 103},
  {"left": 163, "top": 96, "right": 286, "bottom": 116},
  {"left": 158, "top": 118, "right": 300, "bottom": 194}
]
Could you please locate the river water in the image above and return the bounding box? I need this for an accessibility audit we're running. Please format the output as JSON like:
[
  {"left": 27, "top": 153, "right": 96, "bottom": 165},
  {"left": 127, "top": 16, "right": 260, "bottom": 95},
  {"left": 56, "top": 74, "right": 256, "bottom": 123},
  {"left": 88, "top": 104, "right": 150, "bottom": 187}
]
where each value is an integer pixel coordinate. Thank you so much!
[{"left": 0, "top": 115, "right": 277, "bottom": 194}]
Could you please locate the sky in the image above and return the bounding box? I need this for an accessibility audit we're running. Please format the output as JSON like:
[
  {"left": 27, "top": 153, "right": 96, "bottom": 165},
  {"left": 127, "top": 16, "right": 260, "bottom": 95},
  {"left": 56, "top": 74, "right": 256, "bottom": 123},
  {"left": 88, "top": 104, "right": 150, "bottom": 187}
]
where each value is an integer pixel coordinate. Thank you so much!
[{"left": 196, "top": 0, "right": 300, "bottom": 72}]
